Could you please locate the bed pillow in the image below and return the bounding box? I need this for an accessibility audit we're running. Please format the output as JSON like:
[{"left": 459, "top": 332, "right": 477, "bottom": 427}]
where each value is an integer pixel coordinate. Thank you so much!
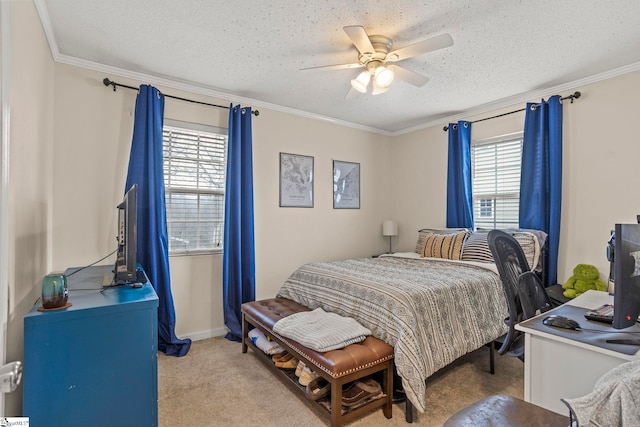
[
  {"left": 460, "top": 231, "right": 493, "bottom": 263},
  {"left": 415, "top": 228, "right": 469, "bottom": 254},
  {"left": 420, "top": 230, "right": 470, "bottom": 260},
  {"left": 461, "top": 230, "right": 540, "bottom": 269},
  {"left": 511, "top": 231, "right": 540, "bottom": 270}
]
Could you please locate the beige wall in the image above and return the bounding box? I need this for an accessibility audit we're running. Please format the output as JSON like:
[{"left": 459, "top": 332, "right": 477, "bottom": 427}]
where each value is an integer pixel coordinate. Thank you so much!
[
  {"left": 51, "top": 65, "right": 392, "bottom": 339},
  {"left": 53, "top": 65, "right": 640, "bottom": 345},
  {"left": 5, "top": 0, "right": 54, "bottom": 416},
  {"left": 9, "top": 0, "right": 640, "bottom": 415},
  {"left": 391, "top": 70, "right": 640, "bottom": 284}
]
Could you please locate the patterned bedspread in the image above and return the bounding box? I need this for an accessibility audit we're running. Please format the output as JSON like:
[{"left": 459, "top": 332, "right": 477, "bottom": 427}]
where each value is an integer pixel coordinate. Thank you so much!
[{"left": 276, "top": 254, "right": 508, "bottom": 413}]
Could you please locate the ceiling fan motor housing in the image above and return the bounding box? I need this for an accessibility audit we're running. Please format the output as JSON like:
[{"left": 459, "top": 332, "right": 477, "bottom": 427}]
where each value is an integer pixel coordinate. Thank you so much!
[{"left": 359, "top": 35, "right": 393, "bottom": 65}]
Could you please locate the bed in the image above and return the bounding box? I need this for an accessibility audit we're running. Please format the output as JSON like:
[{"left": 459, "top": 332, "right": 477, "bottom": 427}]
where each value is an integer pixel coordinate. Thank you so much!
[{"left": 276, "top": 228, "right": 545, "bottom": 413}]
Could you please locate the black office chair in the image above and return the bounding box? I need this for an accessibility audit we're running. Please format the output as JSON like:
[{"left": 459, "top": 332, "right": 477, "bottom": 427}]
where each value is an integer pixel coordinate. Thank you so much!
[{"left": 487, "top": 230, "right": 554, "bottom": 360}]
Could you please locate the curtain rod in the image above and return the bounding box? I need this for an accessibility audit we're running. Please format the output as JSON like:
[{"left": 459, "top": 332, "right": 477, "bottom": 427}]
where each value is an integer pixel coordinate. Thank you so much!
[
  {"left": 442, "top": 91, "right": 580, "bottom": 131},
  {"left": 102, "top": 78, "right": 260, "bottom": 116}
]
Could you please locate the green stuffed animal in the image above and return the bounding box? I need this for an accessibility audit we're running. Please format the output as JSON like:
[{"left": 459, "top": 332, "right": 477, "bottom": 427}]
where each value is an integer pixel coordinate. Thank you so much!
[{"left": 562, "top": 264, "right": 607, "bottom": 298}]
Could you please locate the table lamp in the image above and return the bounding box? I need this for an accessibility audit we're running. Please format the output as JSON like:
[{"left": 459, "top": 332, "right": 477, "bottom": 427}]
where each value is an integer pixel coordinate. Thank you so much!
[{"left": 382, "top": 220, "right": 398, "bottom": 254}]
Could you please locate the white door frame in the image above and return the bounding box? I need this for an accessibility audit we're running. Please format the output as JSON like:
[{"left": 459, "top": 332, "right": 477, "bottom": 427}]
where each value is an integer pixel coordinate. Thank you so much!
[{"left": 0, "top": 0, "right": 11, "bottom": 412}]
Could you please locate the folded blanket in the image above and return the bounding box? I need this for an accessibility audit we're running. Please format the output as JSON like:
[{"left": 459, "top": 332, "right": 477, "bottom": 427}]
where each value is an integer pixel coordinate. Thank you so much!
[
  {"left": 273, "top": 307, "right": 371, "bottom": 352},
  {"left": 562, "top": 360, "right": 640, "bottom": 426},
  {"left": 248, "top": 328, "right": 285, "bottom": 355}
]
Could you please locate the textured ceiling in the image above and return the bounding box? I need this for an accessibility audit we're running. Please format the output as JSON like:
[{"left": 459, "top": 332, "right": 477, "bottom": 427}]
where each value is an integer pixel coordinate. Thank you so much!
[{"left": 37, "top": 0, "right": 640, "bottom": 134}]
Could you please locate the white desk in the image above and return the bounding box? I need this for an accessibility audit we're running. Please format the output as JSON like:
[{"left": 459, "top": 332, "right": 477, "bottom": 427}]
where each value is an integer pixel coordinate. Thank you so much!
[{"left": 515, "top": 290, "right": 640, "bottom": 415}]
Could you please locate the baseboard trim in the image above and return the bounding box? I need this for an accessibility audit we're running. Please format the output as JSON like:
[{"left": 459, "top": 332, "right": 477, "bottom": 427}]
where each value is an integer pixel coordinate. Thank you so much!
[{"left": 183, "top": 327, "right": 228, "bottom": 342}]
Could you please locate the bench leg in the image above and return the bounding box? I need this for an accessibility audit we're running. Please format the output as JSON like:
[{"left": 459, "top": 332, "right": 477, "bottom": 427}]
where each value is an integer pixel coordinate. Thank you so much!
[
  {"left": 241, "top": 313, "right": 248, "bottom": 353},
  {"left": 330, "top": 379, "right": 342, "bottom": 427},
  {"left": 383, "top": 361, "right": 393, "bottom": 419}
]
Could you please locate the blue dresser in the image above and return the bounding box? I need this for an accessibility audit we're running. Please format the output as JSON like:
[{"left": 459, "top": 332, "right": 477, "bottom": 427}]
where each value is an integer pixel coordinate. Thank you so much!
[{"left": 23, "top": 265, "right": 158, "bottom": 427}]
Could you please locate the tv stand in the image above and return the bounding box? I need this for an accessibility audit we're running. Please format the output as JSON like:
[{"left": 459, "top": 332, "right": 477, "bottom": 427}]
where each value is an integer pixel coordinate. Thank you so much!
[{"left": 23, "top": 265, "right": 159, "bottom": 426}]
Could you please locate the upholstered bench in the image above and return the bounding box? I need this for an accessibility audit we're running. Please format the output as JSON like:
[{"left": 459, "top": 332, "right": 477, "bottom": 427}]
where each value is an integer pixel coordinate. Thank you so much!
[
  {"left": 443, "top": 395, "right": 569, "bottom": 426},
  {"left": 241, "top": 298, "right": 394, "bottom": 427}
]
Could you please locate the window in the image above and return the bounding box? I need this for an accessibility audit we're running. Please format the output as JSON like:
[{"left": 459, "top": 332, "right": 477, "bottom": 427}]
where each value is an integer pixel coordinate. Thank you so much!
[
  {"left": 162, "top": 120, "right": 227, "bottom": 254},
  {"left": 471, "top": 133, "right": 523, "bottom": 229}
]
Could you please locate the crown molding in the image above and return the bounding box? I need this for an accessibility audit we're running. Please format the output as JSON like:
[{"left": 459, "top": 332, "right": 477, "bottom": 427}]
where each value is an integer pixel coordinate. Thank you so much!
[
  {"left": 393, "top": 61, "right": 640, "bottom": 136},
  {"left": 58, "top": 52, "right": 393, "bottom": 135},
  {"left": 34, "top": 0, "right": 640, "bottom": 138},
  {"left": 33, "top": 0, "right": 58, "bottom": 60},
  {"left": 33, "top": 0, "right": 391, "bottom": 135}
]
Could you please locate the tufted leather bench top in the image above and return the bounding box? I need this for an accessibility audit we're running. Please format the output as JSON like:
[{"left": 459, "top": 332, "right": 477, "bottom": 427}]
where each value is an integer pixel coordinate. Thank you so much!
[
  {"left": 241, "top": 298, "right": 394, "bottom": 379},
  {"left": 443, "top": 395, "right": 569, "bottom": 426}
]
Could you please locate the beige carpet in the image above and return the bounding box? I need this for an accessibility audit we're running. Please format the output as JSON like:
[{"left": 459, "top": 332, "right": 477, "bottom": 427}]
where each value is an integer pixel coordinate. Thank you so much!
[{"left": 158, "top": 337, "right": 524, "bottom": 426}]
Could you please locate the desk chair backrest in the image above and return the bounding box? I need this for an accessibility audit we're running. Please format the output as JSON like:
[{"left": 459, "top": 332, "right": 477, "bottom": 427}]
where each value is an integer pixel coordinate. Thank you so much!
[{"left": 488, "top": 230, "right": 553, "bottom": 358}]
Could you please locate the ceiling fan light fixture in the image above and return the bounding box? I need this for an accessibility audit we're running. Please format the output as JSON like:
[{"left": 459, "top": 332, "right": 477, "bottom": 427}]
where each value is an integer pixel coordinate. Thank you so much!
[
  {"left": 372, "top": 79, "right": 390, "bottom": 95},
  {"left": 374, "top": 66, "right": 394, "bottom": 88},
  {"left": 351, "top": 71, "right": 370, "bottom": 93}
]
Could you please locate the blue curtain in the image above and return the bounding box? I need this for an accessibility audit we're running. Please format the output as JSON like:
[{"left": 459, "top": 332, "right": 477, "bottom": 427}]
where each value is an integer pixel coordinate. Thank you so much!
[
  {"left": 223, "top": 105, "right": 256, "bottom": 342},
  {"left": 519, "top": 95, "right": 563, "bottom": 286},
  {"left": 125, "top": 85, "right": 191, "bottom": 357},
  {"left": 446, "top": 121, "right": 474, "bottom": 229}
]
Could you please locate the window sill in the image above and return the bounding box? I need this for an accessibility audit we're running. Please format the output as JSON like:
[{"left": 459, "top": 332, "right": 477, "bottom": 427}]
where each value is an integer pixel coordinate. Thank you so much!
[{"left": 169, "top": 249, "right": 222, "bottom": 257}]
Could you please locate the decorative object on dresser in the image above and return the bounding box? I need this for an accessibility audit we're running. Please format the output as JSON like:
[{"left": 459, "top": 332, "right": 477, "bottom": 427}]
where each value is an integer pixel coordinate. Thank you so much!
[{"left": 40, "top": 272, "right": 70, "bottom": 310}]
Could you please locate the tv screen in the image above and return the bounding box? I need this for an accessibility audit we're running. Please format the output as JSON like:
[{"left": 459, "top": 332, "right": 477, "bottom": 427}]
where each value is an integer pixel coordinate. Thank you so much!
[
  {"left": 114, "top": 184, "right": 138, "bottom": 284},
  {"left": 613, "top": 223, "right": 640, "bottom": 329}
]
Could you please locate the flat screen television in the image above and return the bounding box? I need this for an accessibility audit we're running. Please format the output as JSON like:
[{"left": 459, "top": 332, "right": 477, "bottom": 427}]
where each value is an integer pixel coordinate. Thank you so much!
[
  {"left": 612, "top": 223, "right": 640, "bottom": 329},
  {"left": 114, "top": 184, "right": 138, "bottom": 284}
]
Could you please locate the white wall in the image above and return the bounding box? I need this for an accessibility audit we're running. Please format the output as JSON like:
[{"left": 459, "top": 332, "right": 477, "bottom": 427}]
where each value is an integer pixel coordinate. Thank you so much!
[
  {"left": 51, "top": 65, "right": 392, "bottom": 339},
  {"left": 391, "top": 70, "right": 640, "bottom": 284},
  {"left": 5, "top": 0, "right": 54, "bottom": 416}
]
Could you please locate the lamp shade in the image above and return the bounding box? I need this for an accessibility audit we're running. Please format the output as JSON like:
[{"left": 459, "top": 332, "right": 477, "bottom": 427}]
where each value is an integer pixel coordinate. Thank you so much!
[
  {"left": 382, "top": 220, "right": 398, "bottom": 237},
  {"left": 374, "top": 66, "right": 394, "bottom": 88},
  {"left": 351, "top": 71, "right": 370, "bottom": 93}
]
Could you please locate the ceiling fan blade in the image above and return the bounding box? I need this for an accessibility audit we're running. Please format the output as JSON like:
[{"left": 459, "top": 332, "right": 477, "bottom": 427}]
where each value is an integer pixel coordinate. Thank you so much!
[
  {"left": 386, "top": 33, "right": 453, "bottom": 62},
  {"left": 343, "top": 25, "right": 375, "bottom": 55},
  {"left": 345, "top": 86, "right": 360, "bottom": 99},
  {"left": 300, "top": 63, "right": 363, "bottom": 72},
  {"left": 389, "top": 65, "right": 430, "bottom": 87}
]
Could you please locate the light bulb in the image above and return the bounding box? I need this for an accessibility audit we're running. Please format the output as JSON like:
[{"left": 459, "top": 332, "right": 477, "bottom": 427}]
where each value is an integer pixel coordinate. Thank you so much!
[
  {"left": 350, "top": 71, "right": 370, "bottom": 93},
  {"left": 374, "top": 66, "right": 394, "bottom": 88},
  {"left": 372, "top": 80, "right": 389, "bottom": 95}
]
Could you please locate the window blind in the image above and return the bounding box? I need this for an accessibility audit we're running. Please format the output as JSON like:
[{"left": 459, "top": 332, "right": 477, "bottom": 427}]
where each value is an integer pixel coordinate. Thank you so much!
[
  {"left": 471, "top": 135, "right": 523, "bottom": 229},
  {"left": 163, "top": 124, "right": 227, "bottom": 253}
]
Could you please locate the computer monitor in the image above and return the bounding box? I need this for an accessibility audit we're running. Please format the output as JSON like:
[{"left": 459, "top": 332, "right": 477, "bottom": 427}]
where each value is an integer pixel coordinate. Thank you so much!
[
  {"left": 612, "top": 223, "right": 640, "bottom": 329},
  {"left": 114, "top": 184, "right": 138, "bottom": 284}
]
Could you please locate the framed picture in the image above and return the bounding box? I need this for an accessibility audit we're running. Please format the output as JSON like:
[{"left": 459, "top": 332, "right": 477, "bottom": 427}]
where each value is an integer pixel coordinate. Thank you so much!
[
  {"left": 279, "top": 153, "right": 314, "bottom": 208},
  {"left": 333, "top": 160, "right": 360, "bottom": 209}
]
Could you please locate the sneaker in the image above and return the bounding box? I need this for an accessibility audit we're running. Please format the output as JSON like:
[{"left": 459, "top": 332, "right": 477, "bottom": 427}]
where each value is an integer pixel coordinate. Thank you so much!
[
  {"left": 306, "top": 376, "right": 330, "bottom": 400},
  {"left": 271, "top": 351, "right": 289, "bottom": 363},
  {"left": 275, "top": 356, "right": 298, "bottom": 369},
  {"left": 298, "top": 366, "right": 318, "bottom": 386},
  {"left": 341, "top": 378, "right": 382, "bottom": 407}
]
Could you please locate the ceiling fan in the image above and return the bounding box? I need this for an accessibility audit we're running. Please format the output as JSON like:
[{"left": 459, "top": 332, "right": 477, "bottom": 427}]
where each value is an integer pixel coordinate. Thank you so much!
[{"left": 301, "top": 26, "right": 454, "bottom": 95}]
